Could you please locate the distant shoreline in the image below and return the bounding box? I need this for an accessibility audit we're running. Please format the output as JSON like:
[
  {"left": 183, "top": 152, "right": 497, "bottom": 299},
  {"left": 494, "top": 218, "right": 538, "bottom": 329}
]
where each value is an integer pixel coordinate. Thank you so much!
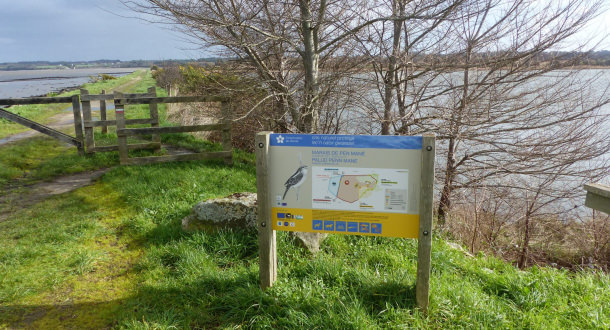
[{"left": 0, "top": 68, "right": 142, "bottom": 99}]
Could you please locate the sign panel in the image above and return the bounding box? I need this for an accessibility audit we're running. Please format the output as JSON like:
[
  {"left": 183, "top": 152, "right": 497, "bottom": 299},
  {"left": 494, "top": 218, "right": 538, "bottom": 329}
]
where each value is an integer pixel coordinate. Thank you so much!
[{"left": 268, "top": 134, "right": 423, "bottom": 238}]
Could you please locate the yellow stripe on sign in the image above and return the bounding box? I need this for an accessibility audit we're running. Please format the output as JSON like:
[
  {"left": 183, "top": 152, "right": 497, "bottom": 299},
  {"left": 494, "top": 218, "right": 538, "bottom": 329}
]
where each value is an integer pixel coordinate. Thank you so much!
[{"left": 271, "top": 207, "right": 420, "bottom": 238}]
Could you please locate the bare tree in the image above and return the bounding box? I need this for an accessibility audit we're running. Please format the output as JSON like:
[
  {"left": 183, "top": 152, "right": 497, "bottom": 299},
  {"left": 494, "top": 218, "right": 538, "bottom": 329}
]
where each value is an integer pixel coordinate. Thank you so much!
[
  {"left": 348, "top": 0, "right": 608, "bottom": 232},
  {"left": 126, "top": 0, "right": 449, "bottom": 133},
  {"left": 128, "top": 2, "right": 609, "bottom": 261},
  {"left": 424, "top": 0, "right": 608, "bottom": 224},
  {"left": 356, "top": 0, "right": 467, "bottom": 136}
]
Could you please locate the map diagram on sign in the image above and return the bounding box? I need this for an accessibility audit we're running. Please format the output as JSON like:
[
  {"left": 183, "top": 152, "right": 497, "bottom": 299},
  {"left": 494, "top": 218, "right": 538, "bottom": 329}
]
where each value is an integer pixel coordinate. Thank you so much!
[{"left": 312, "top": 167, "right": 409, "bottom": 213}]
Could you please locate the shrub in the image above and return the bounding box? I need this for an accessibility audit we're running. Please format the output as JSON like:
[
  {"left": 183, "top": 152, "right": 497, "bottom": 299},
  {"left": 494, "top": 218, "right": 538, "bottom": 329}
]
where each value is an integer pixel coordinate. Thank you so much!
[{"left": 162, "top": 64, "right": 274, "bottom": 151}]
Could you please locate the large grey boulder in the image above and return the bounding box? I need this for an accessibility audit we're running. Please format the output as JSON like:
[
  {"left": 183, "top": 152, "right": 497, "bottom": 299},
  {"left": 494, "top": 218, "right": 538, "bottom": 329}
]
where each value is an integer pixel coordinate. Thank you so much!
[
  {"left": 182, "top": 192, "right": 326, "bottom": 253},
  {"left": 182, "top": 192, "right": 258, "bottom": 231}
]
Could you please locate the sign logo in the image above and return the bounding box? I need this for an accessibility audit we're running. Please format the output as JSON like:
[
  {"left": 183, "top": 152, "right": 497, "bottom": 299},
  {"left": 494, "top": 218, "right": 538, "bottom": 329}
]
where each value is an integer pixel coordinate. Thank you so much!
[{"left": 276, "top": 135, "right": 285, "bottom": 144}]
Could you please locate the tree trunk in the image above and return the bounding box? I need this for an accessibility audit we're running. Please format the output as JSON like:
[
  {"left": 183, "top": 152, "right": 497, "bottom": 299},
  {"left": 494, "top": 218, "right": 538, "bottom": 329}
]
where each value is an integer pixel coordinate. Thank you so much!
[
  {"left": 437, "top": 136, "right": 456, "bottom": 225},
  {"left": 518, "top": 209, "right": 532, "bottom": 269},
  {"left": 438, "top": 43, "right": 471, "bottom": 225},
  {"left": 381, "top": 0, "right": 404, "bottom": 135},
  {"left": 299, "top": 0, "right": 321, "bottom": 133}
]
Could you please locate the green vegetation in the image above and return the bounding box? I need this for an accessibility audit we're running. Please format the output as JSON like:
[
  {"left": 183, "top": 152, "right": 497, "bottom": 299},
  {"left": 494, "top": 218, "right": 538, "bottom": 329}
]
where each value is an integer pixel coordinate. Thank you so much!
[
  {"left": 1, "top": 149, "right": 608, "bottom": 328},
  {"left": 0, "top": 73, "right": 608, "bottom": 329}
]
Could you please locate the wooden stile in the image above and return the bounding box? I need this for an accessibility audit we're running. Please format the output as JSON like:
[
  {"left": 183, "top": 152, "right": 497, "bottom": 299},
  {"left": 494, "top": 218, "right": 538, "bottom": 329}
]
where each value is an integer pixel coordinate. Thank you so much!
[
  {"left": 100, "top": 90, "right": 108, "bottom": 134},
  {"left": 1, "top": 88, "right": 233, "bottom": 166},
  {"left": 147, "top": 87, "right": 161, "bottom": 150},
  {"left": 112, "top": 91, "right": 233, "bottom": 166},
  {"left": 71, "top": 95, "right": 85, "bottom": 156},
  {"left": 80, "top": 89, "right": 95, "bottom": 154},
  {"left": 114, "top": 92, "right": 129, "bottom": 164}
]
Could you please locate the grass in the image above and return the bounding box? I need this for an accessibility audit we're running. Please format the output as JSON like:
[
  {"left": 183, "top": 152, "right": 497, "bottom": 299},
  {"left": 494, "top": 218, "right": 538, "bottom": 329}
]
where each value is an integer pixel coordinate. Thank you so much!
[{"left": 0, "top": 76, "right": 608, "bottom": 328}]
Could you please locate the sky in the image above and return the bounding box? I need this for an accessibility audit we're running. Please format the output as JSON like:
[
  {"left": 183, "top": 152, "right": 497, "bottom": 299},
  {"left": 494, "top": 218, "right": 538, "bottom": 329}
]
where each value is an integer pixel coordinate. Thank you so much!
[
  {"left": 0, "top": 0, "right": 205, "bottom": 63},
  {"left": 0, "top": 0, "right": 609, "bottom": 63}
]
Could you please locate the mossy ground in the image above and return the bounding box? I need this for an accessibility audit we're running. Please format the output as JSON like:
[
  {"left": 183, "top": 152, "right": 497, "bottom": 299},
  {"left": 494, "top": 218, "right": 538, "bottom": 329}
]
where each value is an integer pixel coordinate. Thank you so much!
[{"left": 1, "top": 183, "right": 139, "bottom": 329}]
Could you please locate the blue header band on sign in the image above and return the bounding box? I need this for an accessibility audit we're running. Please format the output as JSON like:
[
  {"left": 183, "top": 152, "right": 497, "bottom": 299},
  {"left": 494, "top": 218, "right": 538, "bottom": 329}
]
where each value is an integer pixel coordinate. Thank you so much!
[{"left": 269, "top": 134, "right": 423, "bottom": 149}]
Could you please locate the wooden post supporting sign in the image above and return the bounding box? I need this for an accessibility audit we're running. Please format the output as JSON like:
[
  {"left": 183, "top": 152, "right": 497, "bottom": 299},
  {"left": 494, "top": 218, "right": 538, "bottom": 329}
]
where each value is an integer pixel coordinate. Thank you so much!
[
  {"left": 416, "top": 134, "right": 435, "bottom": 312},
  {"left": 255, "top": 132, "right": 277, "bottom": 288}
]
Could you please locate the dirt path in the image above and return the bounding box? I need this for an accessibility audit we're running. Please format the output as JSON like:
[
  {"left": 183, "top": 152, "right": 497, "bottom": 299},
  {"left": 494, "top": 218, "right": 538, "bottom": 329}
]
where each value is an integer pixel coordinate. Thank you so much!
[
  {"left": 0, "top": 168, "right": 111, "bottom": 222},
  {"left": 0, "top": 144, "right": 194, "bottom": 222}
]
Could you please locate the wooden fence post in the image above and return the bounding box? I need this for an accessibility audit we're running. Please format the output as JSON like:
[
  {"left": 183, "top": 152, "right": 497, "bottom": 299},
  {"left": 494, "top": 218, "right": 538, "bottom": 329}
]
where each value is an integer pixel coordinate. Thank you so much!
[
  {"left": 80, "top": 89, "right": 95, "bottom": 154},
  {"left": 221, "top": 101, "right": 233, "bottom": 165},
  {"left": 114, "top": 92, "right": 128, "bottom": 164},
  {"left": 147, "top": 87, "right": 161, "bottom": 150},
  {"left": 255, "top": 132, "right": 276, "bottom": 289},
  {"left": 416, "top": 134, "right": 436, "bottom": 312},
  {"left": 100, "top": 90, "right": 108, "bottom": 134},
  {"left": 71, "top": 95, "right": 85, "bottom": 156}
]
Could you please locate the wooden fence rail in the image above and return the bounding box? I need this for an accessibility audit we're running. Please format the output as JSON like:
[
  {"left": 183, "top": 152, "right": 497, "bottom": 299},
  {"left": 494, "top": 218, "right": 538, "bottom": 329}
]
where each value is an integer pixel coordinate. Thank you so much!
[
  {"left": 0, "top": 96, "right": 74, "bottom": 105},
  {"left": 0, "top": 95, "right": 85, "bottom": 155}
]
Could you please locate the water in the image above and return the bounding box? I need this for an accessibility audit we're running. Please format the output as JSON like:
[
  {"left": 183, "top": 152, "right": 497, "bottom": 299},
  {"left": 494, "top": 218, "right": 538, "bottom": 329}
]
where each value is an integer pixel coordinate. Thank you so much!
[{"left": 0, "top": 68, "right": 140, "bottom": 99}]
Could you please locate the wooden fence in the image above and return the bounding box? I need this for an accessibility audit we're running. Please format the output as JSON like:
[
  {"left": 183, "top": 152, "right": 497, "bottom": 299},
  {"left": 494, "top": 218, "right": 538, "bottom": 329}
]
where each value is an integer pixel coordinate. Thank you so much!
[
  {"left": 114, "top": 94, "right": 232, "bottom": 165},
  {"left": 0, "top": 89, "right": 233, "bottom": 166}
]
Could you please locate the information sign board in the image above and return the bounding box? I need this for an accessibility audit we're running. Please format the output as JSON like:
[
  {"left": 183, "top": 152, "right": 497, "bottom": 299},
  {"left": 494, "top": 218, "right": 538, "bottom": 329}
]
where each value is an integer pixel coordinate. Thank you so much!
[
  {"left": 268, "top": 134, "right": 423, "bottom": 238},
  {"left": 255, "top": 132, "right": 435, "bottom": 311}
]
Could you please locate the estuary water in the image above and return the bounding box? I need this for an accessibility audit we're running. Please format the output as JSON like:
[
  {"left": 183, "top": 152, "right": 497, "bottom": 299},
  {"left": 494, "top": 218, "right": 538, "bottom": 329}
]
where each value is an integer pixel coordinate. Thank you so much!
[{"left": 0, "top": 68, "right": 140, "bottom": 99}]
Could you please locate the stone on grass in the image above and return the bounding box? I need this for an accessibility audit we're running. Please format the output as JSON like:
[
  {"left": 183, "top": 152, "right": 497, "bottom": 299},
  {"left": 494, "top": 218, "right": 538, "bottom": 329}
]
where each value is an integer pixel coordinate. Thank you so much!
[
  {"left": 182, "top": 192, "right": 258, "bottom": 231},
  {"left": 289, "top": 232, "right": 327, "bottom": 254},
  {"left": 182, "top": 192, "right": 326, "bottom": 253}
]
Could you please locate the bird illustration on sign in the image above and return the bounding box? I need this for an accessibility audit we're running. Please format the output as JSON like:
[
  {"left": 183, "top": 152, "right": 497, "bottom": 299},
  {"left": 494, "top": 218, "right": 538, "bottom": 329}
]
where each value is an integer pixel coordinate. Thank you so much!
[{"left": 282, "top": 153, "right": 308, "bottom": 201}]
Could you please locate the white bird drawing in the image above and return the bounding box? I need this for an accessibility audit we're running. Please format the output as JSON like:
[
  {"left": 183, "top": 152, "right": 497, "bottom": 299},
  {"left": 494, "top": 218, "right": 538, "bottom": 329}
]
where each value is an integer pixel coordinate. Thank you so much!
[{"left": 283, "top": 165, "right": 308, "bottom": 200}]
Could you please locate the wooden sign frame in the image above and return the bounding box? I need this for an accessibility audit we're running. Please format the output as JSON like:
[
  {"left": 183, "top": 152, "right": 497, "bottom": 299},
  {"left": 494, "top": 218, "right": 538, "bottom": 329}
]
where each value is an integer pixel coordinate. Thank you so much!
[{"left": 255, "top": 132, "right": 435, "bottom": 311}]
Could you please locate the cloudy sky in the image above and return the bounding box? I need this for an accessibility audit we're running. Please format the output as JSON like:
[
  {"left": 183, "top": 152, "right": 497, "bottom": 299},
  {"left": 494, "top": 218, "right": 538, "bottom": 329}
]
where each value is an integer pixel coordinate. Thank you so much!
[
  {"left": 1, "top": 0, "right": 609, "bottom": 63},
  {"left": 0, "top": 0, "right": 204, "bottom": 62}
]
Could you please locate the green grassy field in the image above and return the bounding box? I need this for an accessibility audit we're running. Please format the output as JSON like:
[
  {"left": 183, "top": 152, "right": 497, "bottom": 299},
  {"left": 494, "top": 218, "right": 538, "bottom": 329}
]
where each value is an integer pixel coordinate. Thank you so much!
[{"left": 0, "top": 73, "right": 608, "bottom": 329}]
